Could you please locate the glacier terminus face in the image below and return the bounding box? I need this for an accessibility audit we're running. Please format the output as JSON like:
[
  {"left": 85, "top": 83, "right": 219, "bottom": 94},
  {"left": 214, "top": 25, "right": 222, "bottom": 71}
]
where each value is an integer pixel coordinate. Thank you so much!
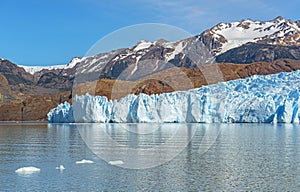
[{"left": 48, "top": 70, "right": 300, "bottom": 123}]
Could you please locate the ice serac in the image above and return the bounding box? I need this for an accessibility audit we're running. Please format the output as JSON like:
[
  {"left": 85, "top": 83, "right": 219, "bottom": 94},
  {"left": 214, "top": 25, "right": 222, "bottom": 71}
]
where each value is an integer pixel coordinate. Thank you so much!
[{"left": 48, "top": 70, "right": 300, "bottom": 123}]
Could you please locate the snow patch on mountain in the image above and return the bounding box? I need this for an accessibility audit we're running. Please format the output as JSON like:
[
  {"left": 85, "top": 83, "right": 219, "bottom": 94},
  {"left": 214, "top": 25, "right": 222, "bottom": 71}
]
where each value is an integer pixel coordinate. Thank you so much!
[
  {"left": 165, "top": 41, "right": 185, "bottom": 61},
  {"left": 133, "top": 40, "right": 153, "bottom": 52},
  {"left": 65, "top": 57, "right": 85, "bottom": 69}
]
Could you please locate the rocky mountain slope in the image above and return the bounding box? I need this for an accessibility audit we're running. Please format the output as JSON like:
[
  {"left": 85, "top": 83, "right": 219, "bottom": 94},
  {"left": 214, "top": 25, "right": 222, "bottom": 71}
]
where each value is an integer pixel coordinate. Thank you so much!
[
  {"left": 0, "top": 59, "right": 69, "bottom": 104},
  {"left": 0, "top": 58, "right": 33, "bottom": 85},
  {"left": 216, "top": 42, "right": 300, "bottom": 63}
]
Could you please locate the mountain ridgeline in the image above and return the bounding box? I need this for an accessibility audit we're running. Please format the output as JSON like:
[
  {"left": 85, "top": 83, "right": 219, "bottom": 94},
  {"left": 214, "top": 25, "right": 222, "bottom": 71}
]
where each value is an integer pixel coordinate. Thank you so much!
[{"left": 25, "top": 17, "right": 300, "bottom": 81}]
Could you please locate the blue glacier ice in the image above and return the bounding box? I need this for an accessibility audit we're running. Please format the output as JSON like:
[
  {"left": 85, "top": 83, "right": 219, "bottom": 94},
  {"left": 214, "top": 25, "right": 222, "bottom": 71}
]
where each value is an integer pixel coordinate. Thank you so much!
[{"left": 48, "top": 70, "right": 300, "bottom": 123}]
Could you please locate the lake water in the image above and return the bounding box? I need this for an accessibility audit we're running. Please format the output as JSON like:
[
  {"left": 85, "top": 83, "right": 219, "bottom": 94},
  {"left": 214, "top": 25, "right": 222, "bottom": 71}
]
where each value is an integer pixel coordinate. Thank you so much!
[{"left": 0, "top": 123, "right": 300, "bottom": 191}]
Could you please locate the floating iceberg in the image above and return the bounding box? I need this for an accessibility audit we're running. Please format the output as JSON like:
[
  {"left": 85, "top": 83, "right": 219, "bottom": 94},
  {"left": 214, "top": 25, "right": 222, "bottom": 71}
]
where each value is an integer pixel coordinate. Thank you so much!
[
  {"left": 108, "top": 160, "right": 124, "bottom": 165},
  {"left": 48, "top": 70, "right": 300, "bottom": 123},
  {"left": 56, "top": 165, "right": 65, "bottom": 170},
  {"left": 15, "top": 166, "right": 40, "bottom": 174},
  {"left": 75, "top": 159, "right": 94, "bottom": 164}
]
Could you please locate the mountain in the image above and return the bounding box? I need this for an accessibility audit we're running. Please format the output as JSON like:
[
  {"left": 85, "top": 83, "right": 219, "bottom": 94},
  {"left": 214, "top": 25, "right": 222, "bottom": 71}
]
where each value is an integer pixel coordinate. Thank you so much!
[
  {"left": 18, "top": 17, "right": 299, "bottom": 86},
  {"left": 199, "top": 16, "right": 300, "bottom": 54},
  {"left": 7, "top": 17, "right": 300, "bottom": 92},
  {"left": 2, "top": 16, "right": 300, "bottom": 121}
]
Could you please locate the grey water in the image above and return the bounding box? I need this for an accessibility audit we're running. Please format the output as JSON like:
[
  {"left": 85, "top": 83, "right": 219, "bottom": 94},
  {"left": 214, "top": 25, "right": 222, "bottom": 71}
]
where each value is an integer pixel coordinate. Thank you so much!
[{"left": 0, "top": 123, "right": 300, "bottom": 191}]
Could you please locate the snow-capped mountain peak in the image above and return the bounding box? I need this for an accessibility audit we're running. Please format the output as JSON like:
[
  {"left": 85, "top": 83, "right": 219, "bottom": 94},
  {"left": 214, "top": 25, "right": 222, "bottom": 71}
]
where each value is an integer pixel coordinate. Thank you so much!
[{"left": 202, "top": 16, "right": 300, "bottom": 54}]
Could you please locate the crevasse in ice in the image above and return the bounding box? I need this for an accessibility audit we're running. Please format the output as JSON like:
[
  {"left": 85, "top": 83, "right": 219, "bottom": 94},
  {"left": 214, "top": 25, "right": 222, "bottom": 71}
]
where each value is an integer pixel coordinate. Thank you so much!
[{"left": 48, "top": 70, "right": 300, "bottom": 123}]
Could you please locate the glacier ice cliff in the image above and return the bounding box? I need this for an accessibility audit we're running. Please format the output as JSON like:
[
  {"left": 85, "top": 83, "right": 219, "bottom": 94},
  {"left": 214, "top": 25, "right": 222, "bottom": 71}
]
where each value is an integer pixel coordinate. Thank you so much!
[{"left": 48, "top": 70, "right": 300, "bottom": 123}]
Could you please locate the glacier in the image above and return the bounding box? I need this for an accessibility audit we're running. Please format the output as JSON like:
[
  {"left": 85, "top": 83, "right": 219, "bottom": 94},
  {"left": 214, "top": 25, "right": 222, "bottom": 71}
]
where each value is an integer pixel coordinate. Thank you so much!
[{"left": 48, "top": 70, "right": 300, "bottom": 123}]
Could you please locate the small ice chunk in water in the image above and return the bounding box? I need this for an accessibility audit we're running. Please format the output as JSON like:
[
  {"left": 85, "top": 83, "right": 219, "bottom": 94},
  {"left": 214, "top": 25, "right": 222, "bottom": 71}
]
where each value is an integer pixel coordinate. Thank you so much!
[
  {"left": 108, "top": 160, "right": 124, "bottom": 165},
  {"left": 15, "top": 166, "right": 40, "bottom": 174},
  {"left": 56, "top": 165, "right": 65, "bottom": 170},
  {"left": 75, "top": 159, "right": 94, "bottom": 164}
]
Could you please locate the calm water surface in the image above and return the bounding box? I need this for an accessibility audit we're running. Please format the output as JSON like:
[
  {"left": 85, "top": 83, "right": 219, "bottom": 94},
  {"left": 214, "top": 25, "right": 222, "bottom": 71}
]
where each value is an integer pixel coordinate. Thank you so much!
[{"left": 0, "top": 123, "right": 300, "bottom": 191}]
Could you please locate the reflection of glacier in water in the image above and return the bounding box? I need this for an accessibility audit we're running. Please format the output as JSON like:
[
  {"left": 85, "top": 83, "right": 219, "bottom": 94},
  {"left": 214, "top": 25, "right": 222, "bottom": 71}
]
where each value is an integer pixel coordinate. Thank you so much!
[
  {"left": 77, "top": 123, "right": 220, "bottom": 169},
  {"left": 49, "top": 70, "right": 300, "bottom": 123}
]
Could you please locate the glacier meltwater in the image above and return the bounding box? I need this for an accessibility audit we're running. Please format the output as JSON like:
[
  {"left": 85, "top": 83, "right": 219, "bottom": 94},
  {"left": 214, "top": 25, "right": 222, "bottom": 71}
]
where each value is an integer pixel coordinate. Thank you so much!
[{"left": 48, "top": 70, "right": 300, "bottom": 123}]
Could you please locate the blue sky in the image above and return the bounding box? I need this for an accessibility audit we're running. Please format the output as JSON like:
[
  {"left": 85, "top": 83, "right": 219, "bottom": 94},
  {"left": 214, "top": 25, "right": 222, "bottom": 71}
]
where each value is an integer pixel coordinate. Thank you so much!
[{"left": 0, "top": 0, "right": 299, "bottom": 66}]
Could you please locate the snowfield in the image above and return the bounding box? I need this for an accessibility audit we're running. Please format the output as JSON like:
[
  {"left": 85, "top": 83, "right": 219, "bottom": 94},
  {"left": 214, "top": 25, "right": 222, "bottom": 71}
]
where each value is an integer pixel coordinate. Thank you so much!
[
  {"left": 19, "top": 65, "right": 65, "bottom": 74},
  {"left": 48, "top": 70, "right": 300, "bottom": 123}
]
